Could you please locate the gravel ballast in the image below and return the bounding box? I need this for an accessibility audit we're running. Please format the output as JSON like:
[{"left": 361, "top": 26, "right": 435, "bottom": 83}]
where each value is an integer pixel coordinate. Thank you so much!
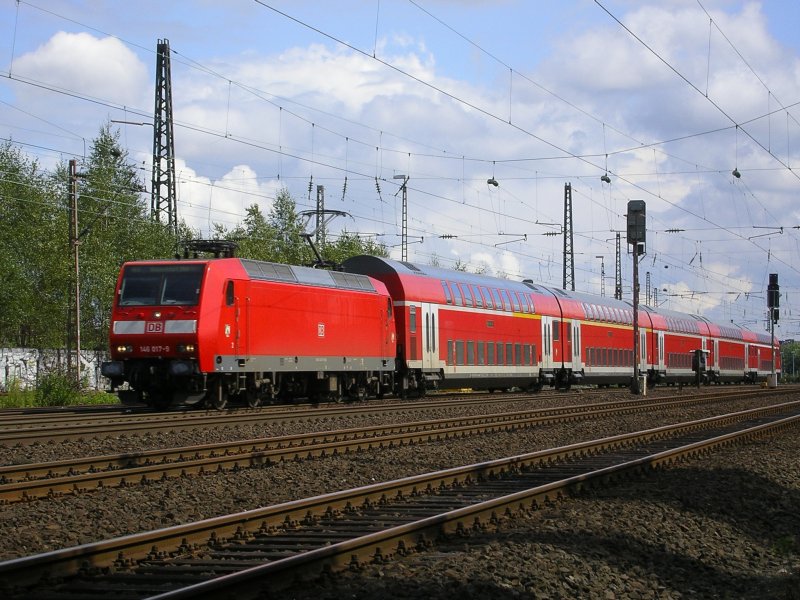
[{"left": 1, "top": 390, "right": 798, "bottom": 598}]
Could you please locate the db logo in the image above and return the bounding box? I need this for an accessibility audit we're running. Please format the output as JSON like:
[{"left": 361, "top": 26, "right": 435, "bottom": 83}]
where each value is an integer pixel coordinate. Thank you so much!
[
  {"left": 317, "top": 323, "right": 325, "bottom": 337},
  {"left": 145, "top": 321, "right": 164, "bottom": 333}
]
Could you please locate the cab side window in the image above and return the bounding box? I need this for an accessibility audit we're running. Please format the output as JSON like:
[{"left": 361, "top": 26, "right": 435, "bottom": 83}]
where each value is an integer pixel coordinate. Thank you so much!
[{"left": 225, "top": 281, "right": 235, "bottom": 306}]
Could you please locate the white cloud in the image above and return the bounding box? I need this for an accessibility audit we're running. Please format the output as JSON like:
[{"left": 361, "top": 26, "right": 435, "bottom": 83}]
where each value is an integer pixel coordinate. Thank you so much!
[{"left": 13, "top": 32, "right": 149, "bottom": 108}]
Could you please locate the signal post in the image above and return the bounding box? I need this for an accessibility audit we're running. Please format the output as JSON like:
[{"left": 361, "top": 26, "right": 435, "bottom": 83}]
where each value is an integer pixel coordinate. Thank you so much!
[{"left": 627, "top": 201, "right": 646, "bottom": 394}]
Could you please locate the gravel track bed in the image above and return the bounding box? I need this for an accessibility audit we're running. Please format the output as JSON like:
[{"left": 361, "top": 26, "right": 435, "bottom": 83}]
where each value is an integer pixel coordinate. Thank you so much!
[{"left": 1, "top": 390, "right": 798, "bottom": 598}]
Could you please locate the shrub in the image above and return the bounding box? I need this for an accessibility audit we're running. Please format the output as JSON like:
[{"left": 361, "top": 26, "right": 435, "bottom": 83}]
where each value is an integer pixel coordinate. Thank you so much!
[{"left": 35, "top": 369, "right": 81, "bottom": 407}]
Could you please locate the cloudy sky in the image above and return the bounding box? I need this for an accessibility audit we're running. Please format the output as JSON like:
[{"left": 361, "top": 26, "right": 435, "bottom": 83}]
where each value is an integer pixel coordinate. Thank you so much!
[{"left": 2, "top": 0, "right": 800, "bottom": 337}]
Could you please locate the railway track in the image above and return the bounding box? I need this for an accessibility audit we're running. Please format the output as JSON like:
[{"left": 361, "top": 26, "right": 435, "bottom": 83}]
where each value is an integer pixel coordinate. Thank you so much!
[
  {"left": 0, "top": 390, "right": 789, "bottom": 503},
  {"left": 0, "top": 391, "right": 564, "bottom": 446},
  {"left": 0, "top": 386, "right": 777, "bottom": 446},
  {"left": 1, "top": 401, "right": 797, "bottom": 599}
]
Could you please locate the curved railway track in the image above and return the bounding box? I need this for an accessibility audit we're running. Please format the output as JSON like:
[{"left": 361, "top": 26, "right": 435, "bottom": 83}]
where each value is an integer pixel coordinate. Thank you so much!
[
  {"left": 0, "top": 390, "right": 789, "bottom": 503},
  {"left": 1, "top": 401, "right": 798, "bottom": 599},
  {"left": 0, "top": 386, "right": 780, "bottom": 447}
]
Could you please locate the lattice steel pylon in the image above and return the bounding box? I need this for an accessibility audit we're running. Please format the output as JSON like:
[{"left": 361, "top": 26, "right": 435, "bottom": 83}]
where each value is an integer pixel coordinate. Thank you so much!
[
  {"left": 562, "top": 182, "right": 575, "bottom": 291},
  {"left": 614, "top": 232, "right": 623, "bottom": 300},
  {"left": 151, "top": 39, "right": 178, "bottom": 237},
  {"left": 315, "top": 185, "right": 326, "bottom": 247}
]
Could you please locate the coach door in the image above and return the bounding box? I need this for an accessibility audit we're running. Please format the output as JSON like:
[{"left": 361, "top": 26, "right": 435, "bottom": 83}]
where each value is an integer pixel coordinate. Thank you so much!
[
  {"left": 541, "top": 316, "right": 554, "bottom": 370},
  {"left": 657, "top": 330, "right": 665, "bottom": 371},
  {"left": 572, "top": 321, "right": 582, "bottom": 370},
  {"left": 639, "top": 330, "right": 647, "bottom": 372},
  {"left": 421, "top": 303, "right": 438, "bottom": 370}
]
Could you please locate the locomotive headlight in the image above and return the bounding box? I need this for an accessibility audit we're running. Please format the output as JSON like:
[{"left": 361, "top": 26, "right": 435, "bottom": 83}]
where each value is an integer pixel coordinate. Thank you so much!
[
  {"left": 115, "top": 344, "right": 133, "bottom": 353},
  {"left": 177, "top": 343, "right": 196, "bottom": 353}
]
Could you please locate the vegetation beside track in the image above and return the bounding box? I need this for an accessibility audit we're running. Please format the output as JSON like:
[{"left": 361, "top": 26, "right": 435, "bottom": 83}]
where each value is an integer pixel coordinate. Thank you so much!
[{"left": 0, "top": 372, "right": 115, "bottom": 408}]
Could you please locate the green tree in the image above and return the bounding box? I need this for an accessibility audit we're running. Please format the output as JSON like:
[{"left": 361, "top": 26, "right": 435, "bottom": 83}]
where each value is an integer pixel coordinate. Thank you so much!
[
  {"left": 267, "top": 187, "right": 313, "bottom": 265},
  {"left": 780, "top": 340, "right": 799, "bottom": 382},
  {"left": 324, "top": 230, "right": 388, "bottom": 264},
  {"left": 219, "top": 189, "right": 388, "bottom": 266},
  {"left": 226, "top": 204, "right": 278, "bottom": 261},
  {"left": 62, "top": 124, "right": 176, "bottom": 350},
  {"left": 0, "top": 141, "right": 67, "bottom": 347}
]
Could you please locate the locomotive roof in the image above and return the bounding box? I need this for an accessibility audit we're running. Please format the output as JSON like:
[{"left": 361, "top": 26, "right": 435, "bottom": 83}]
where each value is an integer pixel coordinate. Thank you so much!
[
  {"left": 123, "top": 257, "right": 379, "bottom": 294},
  {"left": 239, "top": 258, "right": 377, "bottom": 292}
]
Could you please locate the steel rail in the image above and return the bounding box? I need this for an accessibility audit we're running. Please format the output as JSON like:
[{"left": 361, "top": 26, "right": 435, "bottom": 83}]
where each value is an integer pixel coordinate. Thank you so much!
[
  {"left": 0, "top": 393, "right": 789, "bottom": 503},
  {"left": 1, "top": 401, "right": 798, "bottom": 597},
  {"left": 0, "top": 390, "right": 568, "bottom": 445},
  {"left": 0, "top": 386, "right": 781, "bottom": 447}
]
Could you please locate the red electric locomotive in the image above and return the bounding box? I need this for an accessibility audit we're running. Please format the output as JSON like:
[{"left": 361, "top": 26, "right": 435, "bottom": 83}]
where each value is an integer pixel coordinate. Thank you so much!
[{"left": 101, "top": 249, "right": 396, "bottom": 409}]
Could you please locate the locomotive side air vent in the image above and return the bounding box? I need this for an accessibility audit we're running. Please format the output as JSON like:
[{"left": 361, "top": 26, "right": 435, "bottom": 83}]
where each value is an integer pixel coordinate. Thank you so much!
[
  {"left": 330, "top": 271, "right": 376, "bottom": 291},
  {"left": 241, "top": 259, "right": 297, "bottom": 283}
]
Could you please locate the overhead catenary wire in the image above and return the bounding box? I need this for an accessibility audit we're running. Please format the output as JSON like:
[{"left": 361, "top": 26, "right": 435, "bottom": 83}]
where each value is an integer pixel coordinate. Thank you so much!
[{"left": 3, "top": 1, "right": 799, "bottom": 328}]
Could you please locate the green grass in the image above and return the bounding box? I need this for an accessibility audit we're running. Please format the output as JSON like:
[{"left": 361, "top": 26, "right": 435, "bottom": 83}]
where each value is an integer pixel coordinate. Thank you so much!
[{"left": 1, "top": 374, "right": 117, "bottom": 408}]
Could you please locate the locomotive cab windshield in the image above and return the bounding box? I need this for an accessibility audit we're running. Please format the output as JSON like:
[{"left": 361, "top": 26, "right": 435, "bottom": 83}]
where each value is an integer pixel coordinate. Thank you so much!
[{"left": 119, "top": 264, "right": 205, "bottom": 306}]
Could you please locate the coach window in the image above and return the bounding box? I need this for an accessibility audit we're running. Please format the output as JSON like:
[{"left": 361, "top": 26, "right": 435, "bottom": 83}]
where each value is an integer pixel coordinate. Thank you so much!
[
  {"left": 480, "top": 287, "right": 493, "bottom": 309},
  {"left": 487, "top": 342, "right": 495, "bottom": 365},
  {"left": 491, "top": 289, "right": 503, "bottom": 310},
  {"left": 456, "top": 341, "right": 465, "bottom": 365},
  {"left": 409, "top": 306, "right": 417, "bottom": 333},
  {"left": 462, "top": 285, "right": 474, "bottom": 307},
  {"left": 510, "top": 292, "right": 521, "bottom": 312},
  {"left": 528, "top": 294, "right": 536, "bottom": 313},
  {"left": 519, "top": 293, "right": 530, "bottom": 313},
  {"left": 496, "top": 342, "right": 504, "bottom": 365},
  {"left": 452, "top": 283, "right": 463, "bottom": 306},
  {"left": 472, "top": 285, "right": 483, "bottom": 308},
  {"left": 500, "top": 290, "right": 512, "bottom": 311},
  {"left": 524, "top": 344, "right": 531, "bottom": 365},
  {"left": 467, "top": 341, "right": 475, "bottom": 365},
  {"left": 552, "top": 320, "right": 560, "bottom": 341},
  {"left": 225, "top": 280, "right": 235, "bottom": 306},
  {"left": 441, "top": 281, "right": 453, "bottom": 304},
  {"left": 447, "top": 341, "right": 454, "bottom": 365},
  {"left": 478, "top": 342, "right": 485, "bottom": 365},
  {"left": 506, "top": 342, "right": 514, "bottom": 365}
]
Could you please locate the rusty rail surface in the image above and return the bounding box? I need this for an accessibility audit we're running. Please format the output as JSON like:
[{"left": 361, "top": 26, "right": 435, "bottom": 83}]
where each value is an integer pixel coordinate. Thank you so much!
[
  {"left": 0, "top": 392, "right": 787, "bottom": 503},
  {"left": 0, "top": 386, "right": 779, "bottom": 446}
]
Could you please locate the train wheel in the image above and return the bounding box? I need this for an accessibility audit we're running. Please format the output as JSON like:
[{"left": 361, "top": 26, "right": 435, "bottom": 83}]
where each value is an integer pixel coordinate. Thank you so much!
[
  {"left": 208, "top": 380, "right": 228, "bottom": 411},
  {"left": 245, "top": 388, "right": 261, "bottom": 408}
]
